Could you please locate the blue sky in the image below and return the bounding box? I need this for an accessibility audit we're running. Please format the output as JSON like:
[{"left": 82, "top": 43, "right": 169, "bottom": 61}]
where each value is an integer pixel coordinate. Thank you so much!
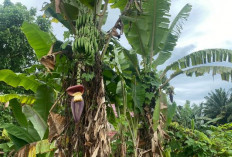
[{"left": 3, "top": 0, "right": 232, "bottom": 106}]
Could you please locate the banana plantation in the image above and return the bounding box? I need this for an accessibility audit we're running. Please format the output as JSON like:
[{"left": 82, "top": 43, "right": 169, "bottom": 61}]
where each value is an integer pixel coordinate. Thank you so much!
[{"left": 0, "top": 0, "right": 232, "bottom": 156}]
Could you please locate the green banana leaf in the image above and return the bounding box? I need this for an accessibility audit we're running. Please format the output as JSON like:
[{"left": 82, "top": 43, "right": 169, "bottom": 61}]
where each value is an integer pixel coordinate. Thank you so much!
[
  {"left": 21, "top": 22, "right": 56, "bottom": 59},
  {"left": 22, "top": 105, "right": 47, "bottom": 140},
  {"left": 9, "top": 99, "right": 28, "bottom": 128},
  {"left": 0, "top": 94, "right": 35, "bottom": 104},
  {"left": 0, "top": 69, "right": 41, "bottom": 93},
  {"left": 33, "top": 85, "right": 55, "bottom": 122}
]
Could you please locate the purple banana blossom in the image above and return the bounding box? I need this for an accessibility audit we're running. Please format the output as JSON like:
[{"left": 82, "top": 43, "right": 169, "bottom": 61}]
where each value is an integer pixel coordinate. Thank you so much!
[
  {"left": 71, "top": 98, "right": 84, "bottom": 123},
  {"left": 66, "top": 85, "right": 85, "bottom": 123}
]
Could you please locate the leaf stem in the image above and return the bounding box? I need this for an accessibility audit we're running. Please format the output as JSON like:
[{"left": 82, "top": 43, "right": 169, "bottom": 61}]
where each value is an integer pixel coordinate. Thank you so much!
[{"left": 98, "top": 0, "right": 109, "bottom": 30}]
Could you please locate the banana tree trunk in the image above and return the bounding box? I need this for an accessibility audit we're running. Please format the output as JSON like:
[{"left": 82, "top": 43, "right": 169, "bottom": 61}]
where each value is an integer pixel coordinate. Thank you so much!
[
  {"left": 83, "top": 78, "right": 111, "bottom": 156},
  {"left": 69, "top": 56, "right": 111, "bottom": 156}
]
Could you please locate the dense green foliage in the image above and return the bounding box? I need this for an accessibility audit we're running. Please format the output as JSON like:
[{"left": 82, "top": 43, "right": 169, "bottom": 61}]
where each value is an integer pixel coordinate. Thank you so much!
[
  {"left": 169, "top": 89, "right": 232, "bottom": 156},
  {"left": 0, "top": 0, "right": 51, "bottom": 72},
  {"left": 173, "top": 88, "right": 232, "bottom": 129},
  {"left": 0, "top": 86, "right": 55, "bottom": 155},
  {"left": 0, "top": 0, "right": 51, "bottom": 94},
  {"left": 173, "top": 101, "right": 203, "bottom": 129},
  {"left": 166, "top": 122, "right": 232, "bottom": 157},
  {"left": 0, "top": 105, "right": 14, "bottom": 126}
]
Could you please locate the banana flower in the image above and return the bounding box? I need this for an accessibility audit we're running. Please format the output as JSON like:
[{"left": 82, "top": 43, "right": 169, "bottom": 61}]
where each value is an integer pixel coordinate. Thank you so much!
[{"left": 66, "top": 85, "right": 84, "bottom": 123}]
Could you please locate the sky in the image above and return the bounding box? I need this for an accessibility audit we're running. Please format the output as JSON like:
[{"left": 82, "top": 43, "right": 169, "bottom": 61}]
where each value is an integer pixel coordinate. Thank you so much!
[
  {"left": 2, "top": 0, "right": 232, "bottom": 106},
  {"left": 166, "top": 0, "right": 232, "bottom": 105}
]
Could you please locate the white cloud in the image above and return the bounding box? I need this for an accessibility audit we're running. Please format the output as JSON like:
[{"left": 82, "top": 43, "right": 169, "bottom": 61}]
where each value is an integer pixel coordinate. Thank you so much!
[
  {"left": 166, "top": 0, "right": 232, "bottom": 105},
  {"left": 175, "top": 0, "right": 232, "bottom": 50}
]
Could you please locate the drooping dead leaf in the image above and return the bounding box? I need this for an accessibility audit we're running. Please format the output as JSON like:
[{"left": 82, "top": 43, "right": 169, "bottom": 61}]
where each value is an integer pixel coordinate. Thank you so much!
[
  {"left": 151, "top": 131, "right": 159, "bottom": 156},
  {"left": 40, "top": 55, "right": 56, "bottom": 70},
  {"left": 16, "top": 145, "right": 29, "bottom": 157},
  {"left": 40, "top": 44, "right": 62, "bottom": 71},
  {"left": 158, "top": 122, "right": 169, "bottom": 139},
  {"left": 99, "top": 129, "right": 107, "bottom": 143},
  {"left": 48, "top": 112, "right": 66, "bottom": 142}
]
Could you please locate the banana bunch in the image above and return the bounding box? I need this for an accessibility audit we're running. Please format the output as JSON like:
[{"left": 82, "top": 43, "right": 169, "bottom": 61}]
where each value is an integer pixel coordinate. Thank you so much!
[
  {"left": 75, "top": 14, "right": 93, "bottom": 28},
  {"left": 72, "top": 14, "right": 99, "bottom": 65}
]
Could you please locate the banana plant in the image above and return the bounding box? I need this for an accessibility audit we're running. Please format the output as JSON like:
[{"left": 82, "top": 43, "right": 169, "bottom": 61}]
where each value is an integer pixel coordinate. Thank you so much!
[
  {"left": 0, "top": 68, "right": 56, "bottom": 156},
  {"left": 104, "top": 0, "right": 232, "bottom": 156},
  {"left": 22, "top": 0, "right": 113, "bottom": 156},
  {"left": 38, "top": 0, "right": 232, "bottom": 156},
  {"left": 1, "top": 0, "right": 232, "bottom": 156},
  {"left": 0, "top": 85, "right": 56, "bottom": 156}
]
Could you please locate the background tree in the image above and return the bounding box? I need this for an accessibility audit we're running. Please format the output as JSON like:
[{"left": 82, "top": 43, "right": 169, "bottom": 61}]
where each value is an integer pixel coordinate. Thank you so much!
[
  {"left": 173, "top": 100, "right": 194, "bottom": 128},
  {"left": 173, "top": 100, "right": 204, "bottom": 129},
  {"left": 0, "top": 0, "right": 51, "bottom": 93},
  {"left": 165, "top": 122, "right": 232, "bottom": 156},
  {"left": 0, "top": 1, "right": 52, "bottom": 154},
  {"left": 173, "top": 88, "right": 232, "bottom": 128},
  {"left": 204, "top": 88, "right": 232, "bottom": 125}
]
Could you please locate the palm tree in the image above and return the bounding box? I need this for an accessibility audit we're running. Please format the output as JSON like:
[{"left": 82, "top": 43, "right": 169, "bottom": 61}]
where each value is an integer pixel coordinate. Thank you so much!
[{"left": 204, "top": 88, "right": 232, "bottom": 125}]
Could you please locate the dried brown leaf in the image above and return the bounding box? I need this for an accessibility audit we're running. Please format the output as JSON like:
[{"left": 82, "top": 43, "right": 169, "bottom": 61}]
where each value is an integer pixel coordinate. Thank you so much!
[
  {"left": 48, "top": 112, "right": 66, "bottom": 142},
  {"left": 84, "top": 141, "right": 93, "bottom": 147},
  {"left": 16, "top": 143, "right": 36, "bottom": 157},
  {"left": 40, "top": 55, "right": 55, "bottom": 70},
  {"left": 40, "top": 44, "right": 62, "bottom": 71},
  {"left": 17, "top": 145, "right": 29, "bottom": 157},
  {"left": 151, "top": 132, "right": 158, "bottom": 154},
  {"left": 160, "top": 102, "right": 167, "bottom": 110},
  {"left": 54, "top": 149, "right": 65, "bottom": 157},
  {"left": 91, "top": 146, "right": 99, "bottom": 157}
]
